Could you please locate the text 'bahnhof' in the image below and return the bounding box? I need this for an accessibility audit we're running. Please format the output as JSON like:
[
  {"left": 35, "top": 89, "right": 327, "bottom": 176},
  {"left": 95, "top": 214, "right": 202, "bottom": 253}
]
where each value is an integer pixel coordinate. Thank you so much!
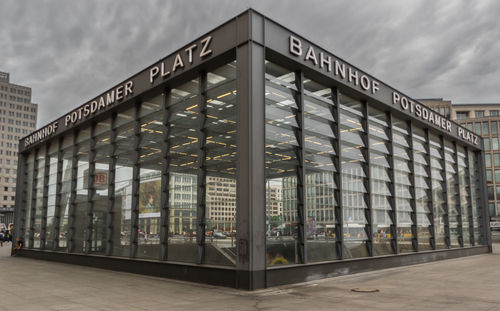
[{"left": 14, "top": 10, "right": 492, "bottom": 289}]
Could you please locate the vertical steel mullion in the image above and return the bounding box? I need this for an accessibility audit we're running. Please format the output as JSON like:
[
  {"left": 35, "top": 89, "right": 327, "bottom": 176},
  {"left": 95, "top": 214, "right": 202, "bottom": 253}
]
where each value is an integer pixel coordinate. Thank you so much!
[
  {"left": 52, "top": 136, "right": 64, "bottom": 250},
  {"left": 440, "top": 136, "right": 451, "bottom": 248},
  {"left": 160, "top": 90, "right": 170, "bottom": 261},
  {"left": 40, "top": 144, "right": 50, "bottom": 249},
  {"left": 85, "top": 124, "right": 97, "bottom": 254},
  {"left": 28, "top": 149, "right": 39, "bottom": 249},
  {"left": 196, "top": 74, "right": 208, "bottom": 264},
  {"left": 67, "top": 130, "right": 79, "bottom": 253},
  {"left": 464, "top": 147, "right": 475, "bottom": 246},
  {"left": 408, "top": 121, "right": 418, "bottom": 252},
  {"left": 331, "top": 87, "right": 344, "bottom": 259},
  {"left": 106, "top": 114, "right": 117, "bottom": 256},
  {"left": 453, "top": 142, "right": 464, "bottom": 247},
  {"left": 130, "top": 102, "right": 141, "bottom": 258},
  {"left": 294, "top": 70, "right": 306, "bottom": 264},
  {"left": 425, "top": 129, "right": 436, "bottom": 250},
  {"left": 388, "top": 113, "right": 398, "bottom": 254},
  {"left": 477, "top": 149, "right": 492, "bottom": 246},
  {"left": 362, "top": 102, "right": 373, "bottom": 257}
]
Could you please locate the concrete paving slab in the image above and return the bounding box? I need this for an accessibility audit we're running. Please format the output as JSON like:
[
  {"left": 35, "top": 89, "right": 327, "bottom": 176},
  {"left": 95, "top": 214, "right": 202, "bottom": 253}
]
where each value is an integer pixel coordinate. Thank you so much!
[{"left": 0, "top": 244, "right": 499, "bottom": 310}]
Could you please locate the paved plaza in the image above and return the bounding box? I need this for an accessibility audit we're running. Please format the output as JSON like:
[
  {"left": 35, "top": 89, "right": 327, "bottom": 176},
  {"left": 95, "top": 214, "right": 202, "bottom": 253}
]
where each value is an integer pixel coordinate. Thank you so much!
[{"left": 0, "top": 244, "right": 499, "bottom": 311}]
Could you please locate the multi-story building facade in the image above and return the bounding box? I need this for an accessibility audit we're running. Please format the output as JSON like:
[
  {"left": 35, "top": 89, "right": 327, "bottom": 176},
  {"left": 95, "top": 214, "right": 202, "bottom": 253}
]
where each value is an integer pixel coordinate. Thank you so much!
[
  {"left": 0, "top": 71, "right": 37, "bottom": 211},
  {"left": 421, "top": 100, "right": 500, "bottom": 223}
]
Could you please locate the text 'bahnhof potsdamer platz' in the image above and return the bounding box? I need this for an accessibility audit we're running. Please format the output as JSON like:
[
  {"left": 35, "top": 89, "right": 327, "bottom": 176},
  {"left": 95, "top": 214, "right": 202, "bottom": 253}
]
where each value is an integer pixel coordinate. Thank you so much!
[{"left": 14, "top": 10, "right": 492, "bottom": 289}]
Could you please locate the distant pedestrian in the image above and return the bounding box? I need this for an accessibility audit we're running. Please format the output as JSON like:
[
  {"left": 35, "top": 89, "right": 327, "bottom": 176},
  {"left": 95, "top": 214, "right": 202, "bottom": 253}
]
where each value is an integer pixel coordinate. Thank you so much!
[
  {"left": 0, "top": 230, "right": 4, "bottom": 247},
  {"left": 12, "top": 237, "right": 24, "bottom": 255}
]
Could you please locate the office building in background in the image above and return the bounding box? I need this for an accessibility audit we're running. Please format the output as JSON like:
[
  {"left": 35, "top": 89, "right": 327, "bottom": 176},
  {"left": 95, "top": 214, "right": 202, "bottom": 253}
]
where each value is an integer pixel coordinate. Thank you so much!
[{"left": 0, "top": 71, "right": 37, "bottom": 223}]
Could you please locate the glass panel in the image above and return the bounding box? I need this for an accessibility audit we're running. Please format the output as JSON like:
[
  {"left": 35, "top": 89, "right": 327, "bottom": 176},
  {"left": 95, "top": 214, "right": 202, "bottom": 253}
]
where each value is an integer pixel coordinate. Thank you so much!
[
  {"left": 167, "top": 79, "right": 199, "bottom": 263},
  {"left": 57, "top": 134, "right": 73, "bottom": 250},
  {"left": 137, "top": 96, "right": 163, "bottom": 260},
  {"left": 492, "top": 121, "right": 498, "bottom": 135},
  {"left": 487, "top": 170, "right": 493, "bottom": 183},
  {"left": 45, "top": 140, "right": 59, "bottom": 250},
  {"left": 495, "top": 154, "right": 500, "bottom": 167},
  {"left": 265, "top": 61, "right": 299, "bottom": 266},
  {"left": 413, "top": 127, "right": 432, "bottom": 250},
  {"left": 112, "top": 107, "right": 135, "bottom": 257},
  {"left": 474, "top": 123, "right": 481, "bottom": 135},
  {"left": 444, "top": 140, "right": 460, "bottom": 248},
  {"left": 484, "top": 138, "right": 490, "bottom": 151},
  {"left": 493, "top": 138, "right": 499, "bottom": 151},
  {"left": 340, "top": 94, "right": 369, "bottom": 258},
  {"left": 204, "top": 61, "right": 237, "bottom": 266},
  {"left": 429, "top": 134, "right": 447, "bottom": 249},
  {"left": 369, "top": 107, "right": 392, "bottom": 255},
  {"left": 303, "top": 77, "right": 338, "bottom": 262},
  {"left": 89, "top": 120, "right": 111, "bottom": 254},
  {"left": 483, "top": 122, "right": 489, "bottom": 135},
  {"left": 72, "top": 127, "right": 91, "bottom": 253},
  {"left": 33, "top": 145, "right": 46, "bottom": 249},
  {"left": 24, "top": 152, "right": 35, "bottom": 244},
  {"left": 393, "top": 118, "right": 414, "bottom": 252}
]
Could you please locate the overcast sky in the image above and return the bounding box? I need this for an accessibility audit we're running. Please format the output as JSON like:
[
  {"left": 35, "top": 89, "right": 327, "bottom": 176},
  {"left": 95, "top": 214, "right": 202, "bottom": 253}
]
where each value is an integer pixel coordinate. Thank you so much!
[{"left": 1, "top": 0, "right": 500, "bottom": 128}]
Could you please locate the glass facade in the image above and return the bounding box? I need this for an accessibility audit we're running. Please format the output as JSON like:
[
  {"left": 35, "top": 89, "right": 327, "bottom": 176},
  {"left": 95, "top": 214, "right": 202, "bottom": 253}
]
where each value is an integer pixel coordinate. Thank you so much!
[{"left": 13, "top": 18, "right": 489, "bottom": 289}]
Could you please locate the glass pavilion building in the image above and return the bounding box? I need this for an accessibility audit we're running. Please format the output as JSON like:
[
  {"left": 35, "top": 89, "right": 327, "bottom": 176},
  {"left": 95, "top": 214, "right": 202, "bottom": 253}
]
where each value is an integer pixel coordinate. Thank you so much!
[{"left": 14, "top": 10, "right": 491, "bottom": 289}]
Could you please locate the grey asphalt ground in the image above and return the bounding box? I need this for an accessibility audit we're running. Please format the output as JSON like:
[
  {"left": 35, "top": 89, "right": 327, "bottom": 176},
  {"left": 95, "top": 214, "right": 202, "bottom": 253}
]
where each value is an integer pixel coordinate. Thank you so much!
[{"left": 0, "top": 243, "right": 499, "bottom": 311}]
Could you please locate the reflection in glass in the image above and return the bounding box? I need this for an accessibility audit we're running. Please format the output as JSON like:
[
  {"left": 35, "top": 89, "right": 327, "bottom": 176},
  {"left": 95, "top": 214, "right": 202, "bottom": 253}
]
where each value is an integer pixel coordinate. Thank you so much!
[
  {"left": 167, "top": 79, "right": 199, "bottom": 263},
  {"left": 265, "top": 61, "right": 299, "bottom": 266},
  {"left": 24, "top": 153, "right": 34, "bottom": 245},
  {"left": 33, "top": 146, "right": 46, "bottom": 249},
  {"left": 369, "top": 107, "right": 392, "bottom": 255},
  {"left": 392, "top": 117, "right": 414, "bottom": 253},
  {"left": 204, "top": 61, "right": 237, "bottom": 266},
  {"left": 45, "top": 141, "right": 59, "bottom": 249},
  {"left": 457, "top": 145, "right": 470, "bottom": 246},
  {"left": 444, "top": 140, "right": 460, "bottom": 248},
  {"left": 112, "top": 108, "right": 135, "bottom": 257},
  {"left": 340, "top": 94, "right": 369, "bottom": 258},
  {"left": 58, "top": 135, "right": 73, "bottom": 250},
  {"left": 89, "top": 120, "right": 111, "bottom": 254},
  {"left": 73, "top": 127, "right": 90, "bottom": 253},
  {"left": 303, "top": 77, "right": 338, "bottom": 262},
  {"left": 137, "top": 95, "right": 163, "bottom": 259},
  {"left": 412, "top": 128, "right": 433, "bottom": 251},
  {"left": 429, "top": 134, "right": 447, "bottom": 249},
  {"left": 469, "top": 151, "right": 481, "bottom": 243}
]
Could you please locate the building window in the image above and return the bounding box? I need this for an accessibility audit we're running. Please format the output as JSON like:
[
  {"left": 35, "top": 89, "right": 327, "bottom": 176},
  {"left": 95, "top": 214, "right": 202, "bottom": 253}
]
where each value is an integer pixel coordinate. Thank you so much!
[
  {"left": 475, "top": 110, "right": 485, "bottom": 118},
  {"left": 474, "top": 123, "right": 481, "bottom": 135},
  {"left": 485, "top": 138, "right": 490, "bottom": 151},
  {"left": 483, "top": 122, "right": 489, "bottom": 135},
  {"left": 492, "top": 122, "right": 498, "bottom": 135},
  {"left": 456, "top": 111, "right": 468, "bottom": 120},
  {"left": 490, "top": 110, "right": 499, "bottom": 116},
  {"left": 495, "top": 154, "right": 500, "bottom": 167},
  {"left": 487, "top": 170, "right": 493, "bottom": 183}
]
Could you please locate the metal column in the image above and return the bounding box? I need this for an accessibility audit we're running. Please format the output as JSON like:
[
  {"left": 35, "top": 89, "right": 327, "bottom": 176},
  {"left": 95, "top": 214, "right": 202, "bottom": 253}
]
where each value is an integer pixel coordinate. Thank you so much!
[
  {"left": 106, "top": 114, "right": 117, "bottom": 256},
  {"left": 388, "top": 113, "right": 398, "bottom": 254},
  {"left": 408, "top": 122, "right": 418, "bottom": 252},
  {"left": 425, "top": 129, "right": 436, "bottom": 250},
  {"left": 160, "top": 91, "right": 171, "bottom": 261},
  {"left": 196, "top": 73, "right": 208, "bottom": 264},
  {"left": 130, "top": 102, "right": 141, "bottom": 258},
  {"left": 330, "top": 87, "right": 344, "bottom": 260},
  {"left": 294, "top": 70, "right": 306, "bottom": 264},
  {"left": 67, "top": 130, "right": 79, "bottom": 253},
  {"left": 362, "top": 102, "right": 373, "bottom": 257}
]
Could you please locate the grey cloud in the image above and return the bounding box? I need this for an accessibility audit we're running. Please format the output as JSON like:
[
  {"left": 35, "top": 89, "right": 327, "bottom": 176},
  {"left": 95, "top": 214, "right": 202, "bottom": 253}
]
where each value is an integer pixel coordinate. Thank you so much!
[{"left": 1, "top": 0, "right": 500, "bottom": 127}]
